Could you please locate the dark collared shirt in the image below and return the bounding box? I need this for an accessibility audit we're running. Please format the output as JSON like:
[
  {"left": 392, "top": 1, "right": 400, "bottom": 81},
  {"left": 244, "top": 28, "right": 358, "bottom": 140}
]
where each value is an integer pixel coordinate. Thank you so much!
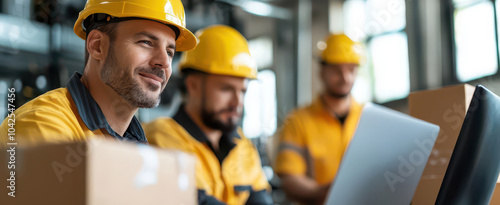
[
  {"left": 173, "top": 105, "right": 239, "bottom": 164},
  {"left": 67, "top": 72, "right": 147, "bottom": 143}
]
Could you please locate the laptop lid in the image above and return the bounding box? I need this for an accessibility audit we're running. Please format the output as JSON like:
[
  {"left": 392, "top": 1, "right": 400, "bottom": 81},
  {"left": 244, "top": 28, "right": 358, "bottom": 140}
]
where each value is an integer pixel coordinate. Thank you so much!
[{"left": 325, "top": 103, "right": 440, "bottom": 205}]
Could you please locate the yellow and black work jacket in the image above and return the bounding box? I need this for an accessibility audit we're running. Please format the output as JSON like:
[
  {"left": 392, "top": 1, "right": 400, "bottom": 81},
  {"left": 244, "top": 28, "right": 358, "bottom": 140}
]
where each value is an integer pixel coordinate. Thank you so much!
[
  {"left": 274, "top": 97, "right": 362, "bottom": 185},
  {"left": 144, "top": 106, "right": 272, "bottom": 205},
  {"left": 0, "top": 72, "right": 147, "bottom": 146}
]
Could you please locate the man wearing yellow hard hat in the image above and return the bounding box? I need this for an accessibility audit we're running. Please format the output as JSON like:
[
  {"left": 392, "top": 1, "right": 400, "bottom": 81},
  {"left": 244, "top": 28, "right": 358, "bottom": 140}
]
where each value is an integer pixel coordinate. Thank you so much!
[
  {"left": 0, "top": 0, "right": 197, "bottom": 145},
  {"left": 274, "top": 34, "right": 363, "bottom": 204},
  {"left": 144, "top": 25, "right": 272, "bottom": 204}
]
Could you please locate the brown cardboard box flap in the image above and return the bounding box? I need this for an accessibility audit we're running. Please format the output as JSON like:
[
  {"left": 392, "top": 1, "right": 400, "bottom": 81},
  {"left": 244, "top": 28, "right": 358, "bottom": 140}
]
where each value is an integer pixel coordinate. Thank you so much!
[
  {"left": 409, "top": 84, "right": 475, "bottom": 205},
  {"left": 1, "top": 138, "right": 196, "bottom": 205}
]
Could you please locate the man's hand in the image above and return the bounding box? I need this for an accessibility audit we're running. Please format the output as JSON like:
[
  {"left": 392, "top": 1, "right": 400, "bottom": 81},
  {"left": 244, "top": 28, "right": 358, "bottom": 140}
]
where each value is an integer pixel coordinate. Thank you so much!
[{"left": 279, "top": 174, "right": 331, "bottom": 205}]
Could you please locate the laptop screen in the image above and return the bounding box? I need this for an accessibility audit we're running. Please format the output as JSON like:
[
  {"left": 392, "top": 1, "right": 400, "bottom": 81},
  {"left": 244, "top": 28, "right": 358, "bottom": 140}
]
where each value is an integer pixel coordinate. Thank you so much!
[
  {"left": 435, "top": 85, "right": 500, "bottom": 205},
  {"left": 325, "top": 103, "right": 440, "bottom": 205}
]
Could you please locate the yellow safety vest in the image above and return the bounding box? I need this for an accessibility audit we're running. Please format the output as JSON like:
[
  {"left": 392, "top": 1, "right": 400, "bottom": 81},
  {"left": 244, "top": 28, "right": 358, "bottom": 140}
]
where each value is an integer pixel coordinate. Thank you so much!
[
  {"left": 0, "top": 72, "right": 147, "bottom": 146},
  {"left": 144, "top": 107, "right": 271, "bottom": 205},
  {"left": 275, "top": 97, "right": 362, "bottom": 185}
]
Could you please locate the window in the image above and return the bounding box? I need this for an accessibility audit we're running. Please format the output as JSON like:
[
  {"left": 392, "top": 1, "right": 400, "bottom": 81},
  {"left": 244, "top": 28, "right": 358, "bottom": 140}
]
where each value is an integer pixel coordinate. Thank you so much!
[
  {"left": 454, "top": 0, "right": 498, "bottom": 82},
  {"left": 243, "top": 37, "right": 277, "bottom": 139},
  {"left": 344, "top": 0, "right": 409, "bottom": 103},
  {"left": 242, "top": 70, "right": 277, "bottom": 139},
  {"left": 369, "top": 33, "right": 410, "bottom": 102}
]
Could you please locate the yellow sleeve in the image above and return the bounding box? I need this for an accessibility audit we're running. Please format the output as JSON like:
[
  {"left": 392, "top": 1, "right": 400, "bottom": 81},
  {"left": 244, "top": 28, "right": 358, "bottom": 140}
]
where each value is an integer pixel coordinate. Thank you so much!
[
  {"left": 143, "top": 119, "right": 190, "bottom": 151},
  {"left": 274, "top": 112, "right": 308, "bottom": 176},
  {"left": 0, "top": 108, "right": 76, "bottom": 146}
]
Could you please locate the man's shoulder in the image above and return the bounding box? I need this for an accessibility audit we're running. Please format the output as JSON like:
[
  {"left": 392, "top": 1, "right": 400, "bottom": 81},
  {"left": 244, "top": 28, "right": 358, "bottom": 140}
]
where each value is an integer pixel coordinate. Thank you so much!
[
  {"left": 143, "top": 117, "right": 194, "bottom": 148},
  {"left": 143, "top": 117, "right": 183, "bottom": 133},
  {"left": 284, "top": 103, "right": 318, "bottom": 122},
  {"left": 295, "top": 103, "right": 317, "bottom": 114},
  {"left": 233, "top": 129, "right": 263, "bottom": 156},
  {"left": 0, "top": 88, "right": 83, "bottom": 145},
  {"left": 14, "top": 88, "right": 72, "bottom": 118}
]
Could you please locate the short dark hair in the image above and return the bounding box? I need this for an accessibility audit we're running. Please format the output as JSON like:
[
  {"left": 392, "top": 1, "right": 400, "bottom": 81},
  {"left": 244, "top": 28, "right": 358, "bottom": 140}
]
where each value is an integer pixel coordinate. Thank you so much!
[
  {"left": 179, "top": 68, "right": 207, "bottom": 96},
  {"left": 84, "top": 23, "right": 119, "bottom": 66}
]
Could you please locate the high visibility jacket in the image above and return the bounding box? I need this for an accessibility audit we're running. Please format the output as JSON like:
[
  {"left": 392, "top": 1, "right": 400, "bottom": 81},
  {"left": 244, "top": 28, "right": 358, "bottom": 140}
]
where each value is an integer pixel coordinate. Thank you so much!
[
  {"left": 144, "top": 106, "right": 272, "bottom": 205},
  {"left": 0, "top": 72, "right": 147, "bottom": 146},
  {"left": 274, "top": 97, "right": 362, "bottom": 185}
]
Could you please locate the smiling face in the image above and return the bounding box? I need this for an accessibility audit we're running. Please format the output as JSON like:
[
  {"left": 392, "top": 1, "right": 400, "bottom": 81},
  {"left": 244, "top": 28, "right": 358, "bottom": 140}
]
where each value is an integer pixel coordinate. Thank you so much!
[{"left": 99, "top": 20, "right": 176, "bottom": 108}]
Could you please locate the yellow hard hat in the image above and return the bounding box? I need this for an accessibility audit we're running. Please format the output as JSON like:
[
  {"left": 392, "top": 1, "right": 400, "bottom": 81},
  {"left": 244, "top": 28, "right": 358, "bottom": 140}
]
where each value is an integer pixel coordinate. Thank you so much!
[
  {"left": 179, "top": 25, "right": 258, "bottom": 79},
  {"left": 321, "top": 34, "right": 363, "bottom": 65},
  {"left": 74, "top": 0, "right": 197, "bottom": 51}
]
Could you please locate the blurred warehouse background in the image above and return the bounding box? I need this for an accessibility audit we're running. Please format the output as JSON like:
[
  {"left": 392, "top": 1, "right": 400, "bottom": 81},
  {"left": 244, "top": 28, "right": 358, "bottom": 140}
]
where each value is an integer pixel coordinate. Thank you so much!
[{"left": 1, "top": 0, "right": 500, "bottom": 203}]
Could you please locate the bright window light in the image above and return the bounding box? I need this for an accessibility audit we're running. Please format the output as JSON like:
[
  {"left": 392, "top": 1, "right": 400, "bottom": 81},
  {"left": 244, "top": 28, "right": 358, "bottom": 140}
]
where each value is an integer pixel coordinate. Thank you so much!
[
  {"left": 243, "top": 70, "right": 277, "bottom": 139},
  {"left": 370, "top": 32, "right": 410, "bottom": 103},
  {"left": 248, "top": 37, "right": 273, "bottom": 69},
  {"left": 453, "top": 0, "right": 484, "bottom": 7},
  {"left": 454, "top": 1, "right": 497, "bottom": 82},
  {"left": 351, "top": 63, "right": 373, "bottom": 103},
  {"left": 344, "top": 0, "right": 367, "bottom": 41},
  {"left": 366, "top": 0, "right": 406, "bottom": 35}
]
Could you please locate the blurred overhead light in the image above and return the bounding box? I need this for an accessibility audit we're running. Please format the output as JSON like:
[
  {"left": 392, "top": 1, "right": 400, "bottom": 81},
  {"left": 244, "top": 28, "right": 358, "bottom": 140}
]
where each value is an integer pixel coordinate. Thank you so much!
[
  {"left": 241, "top": 1, "right": 273, "bottom": 16},
  {"left": 217, "top": 0, "right": 292, "bottom": 19},
  {"left": 36, "top": 75, "right": 47, "bottom": 89},
  {"left": 242, "top": 1, "right": 292, "bottom": 19},
  {"left": 13, "top": 79, "right": 22, "bottom": 92},
  {"left": 317, "top": 41, "right": 327, "bottom": 51}
]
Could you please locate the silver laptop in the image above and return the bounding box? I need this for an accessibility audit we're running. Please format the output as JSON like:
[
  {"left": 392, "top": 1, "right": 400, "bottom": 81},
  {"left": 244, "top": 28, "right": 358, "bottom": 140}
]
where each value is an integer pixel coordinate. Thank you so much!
[{"left": 325, "top": 103, "right": 440, "bottom": 205}]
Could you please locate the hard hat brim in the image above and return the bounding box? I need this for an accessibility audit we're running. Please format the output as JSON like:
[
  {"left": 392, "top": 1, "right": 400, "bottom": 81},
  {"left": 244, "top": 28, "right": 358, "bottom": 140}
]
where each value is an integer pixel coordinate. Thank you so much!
[{"left": 73, "top": 2, "right": 198, "bottom": 51}]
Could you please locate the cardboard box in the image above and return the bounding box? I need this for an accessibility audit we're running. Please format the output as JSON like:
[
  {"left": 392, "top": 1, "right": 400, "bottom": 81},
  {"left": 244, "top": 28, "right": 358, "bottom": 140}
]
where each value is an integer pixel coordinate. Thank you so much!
[
  {"left": 490, "top": 175, "right": 500, "bottom": 205},
  {"left": 409, "top": 84, "right": 475, "bottom": 205},
  {"left": 492, "top": 182, "right": 500, "bottom": 205},
  {"left": 0, "top": 138, "right": 196, "bottom": 205}
]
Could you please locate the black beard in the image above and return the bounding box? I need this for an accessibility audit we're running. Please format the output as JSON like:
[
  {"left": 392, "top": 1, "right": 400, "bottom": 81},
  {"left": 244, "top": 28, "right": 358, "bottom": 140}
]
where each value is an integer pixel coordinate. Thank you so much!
[
  {"left": 326, "top": 89, "right": 350, "bottom": 99},
  {"left": 201, "top": 105, "right": 238, "bottom": 133},
  {"left": 200, "top": 88, "right": 238, "bottom": 133}
]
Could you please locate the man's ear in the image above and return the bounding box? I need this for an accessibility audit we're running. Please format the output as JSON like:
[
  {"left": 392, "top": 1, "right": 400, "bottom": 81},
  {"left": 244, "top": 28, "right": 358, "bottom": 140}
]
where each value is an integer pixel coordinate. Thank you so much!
[
  {"left": 319, "top": 64, "right": 326, "bottom": 77},
  {"left": 86, "top": 30, "right": 108, "bottom": 62},
  {"left": 185, "top": 74, "right": 202, "bottom": 98}
]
